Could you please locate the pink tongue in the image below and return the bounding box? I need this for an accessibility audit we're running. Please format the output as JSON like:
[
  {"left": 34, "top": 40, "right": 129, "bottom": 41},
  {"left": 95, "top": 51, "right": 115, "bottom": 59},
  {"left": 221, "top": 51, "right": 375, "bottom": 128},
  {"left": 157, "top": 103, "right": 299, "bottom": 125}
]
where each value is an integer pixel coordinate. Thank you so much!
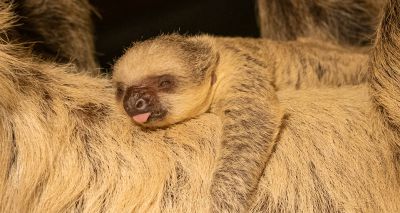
[{"left": 132, "top": 112, "right": 151, "bottom": 123}]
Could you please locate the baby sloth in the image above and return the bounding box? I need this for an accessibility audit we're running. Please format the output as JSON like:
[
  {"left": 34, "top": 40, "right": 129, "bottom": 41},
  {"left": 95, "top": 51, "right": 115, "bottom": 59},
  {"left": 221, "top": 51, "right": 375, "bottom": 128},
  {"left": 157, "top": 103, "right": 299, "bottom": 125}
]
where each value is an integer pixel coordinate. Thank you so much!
[{"left": 113, "top": 34, "right": 283, "bottom": 212}]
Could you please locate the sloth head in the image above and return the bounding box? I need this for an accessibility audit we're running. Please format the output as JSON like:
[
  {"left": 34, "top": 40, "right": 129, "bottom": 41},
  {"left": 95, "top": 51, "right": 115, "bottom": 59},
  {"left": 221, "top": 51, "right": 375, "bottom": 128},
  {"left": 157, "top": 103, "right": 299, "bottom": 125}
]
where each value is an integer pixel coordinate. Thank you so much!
[{"left": 113, "top": 34, "right": 219, "bottom": 128}]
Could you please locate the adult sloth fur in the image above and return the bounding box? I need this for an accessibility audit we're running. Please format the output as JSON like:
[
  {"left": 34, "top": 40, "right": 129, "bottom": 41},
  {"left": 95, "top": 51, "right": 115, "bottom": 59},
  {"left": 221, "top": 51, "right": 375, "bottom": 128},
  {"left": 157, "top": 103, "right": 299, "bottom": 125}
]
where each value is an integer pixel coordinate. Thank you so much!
[
  {"left": 1, "top": 1, "right": 400, "bottom": 213},
  {"left": 256, "top": 0, "right": 386, "bottom": 46}
]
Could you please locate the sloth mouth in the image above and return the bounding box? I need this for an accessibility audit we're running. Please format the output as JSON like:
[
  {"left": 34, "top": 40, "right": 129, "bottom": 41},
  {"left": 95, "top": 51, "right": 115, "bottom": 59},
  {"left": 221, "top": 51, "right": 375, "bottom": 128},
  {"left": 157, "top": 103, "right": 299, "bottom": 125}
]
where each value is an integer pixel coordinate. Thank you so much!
[{"left": 147, "top": 110, "right": 167, "bottom": 122}]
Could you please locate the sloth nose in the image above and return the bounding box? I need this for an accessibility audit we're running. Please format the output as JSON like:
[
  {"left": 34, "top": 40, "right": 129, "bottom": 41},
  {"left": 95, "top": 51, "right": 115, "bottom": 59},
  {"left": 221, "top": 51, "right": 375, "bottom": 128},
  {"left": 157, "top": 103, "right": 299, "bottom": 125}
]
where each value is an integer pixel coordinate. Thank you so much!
[
  {"left": 123, "top": 92, "right": 151, "bottom": 116},
  {"left": 135, "top": 98, "right": 147, "bottom": 111}
]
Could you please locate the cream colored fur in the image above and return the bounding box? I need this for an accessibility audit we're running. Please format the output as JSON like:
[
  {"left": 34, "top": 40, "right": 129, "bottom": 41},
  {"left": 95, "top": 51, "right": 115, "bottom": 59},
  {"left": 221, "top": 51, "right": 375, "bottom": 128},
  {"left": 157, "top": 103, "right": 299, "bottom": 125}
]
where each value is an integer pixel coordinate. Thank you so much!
[{"left": 0, "top": 1, "right": 400, "bottom": 212}]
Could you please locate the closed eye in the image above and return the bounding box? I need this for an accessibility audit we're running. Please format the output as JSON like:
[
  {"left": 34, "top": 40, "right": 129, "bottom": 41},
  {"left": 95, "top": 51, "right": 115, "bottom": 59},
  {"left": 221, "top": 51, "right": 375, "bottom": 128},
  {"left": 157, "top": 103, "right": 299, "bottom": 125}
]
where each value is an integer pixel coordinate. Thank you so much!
[
  {"left": 159, "top": 79, "right": 171, "bottom": 88},
  {"left": 158, "top": 74, "right": 175, "bottom": 90}
]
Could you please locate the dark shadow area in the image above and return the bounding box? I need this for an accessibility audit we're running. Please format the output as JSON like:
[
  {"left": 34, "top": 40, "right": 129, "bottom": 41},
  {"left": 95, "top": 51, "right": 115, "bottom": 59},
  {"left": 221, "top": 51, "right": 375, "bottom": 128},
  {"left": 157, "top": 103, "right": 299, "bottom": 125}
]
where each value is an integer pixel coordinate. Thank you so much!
[{"left": 91, "top": 0, "right": 259, "bottom": 71}]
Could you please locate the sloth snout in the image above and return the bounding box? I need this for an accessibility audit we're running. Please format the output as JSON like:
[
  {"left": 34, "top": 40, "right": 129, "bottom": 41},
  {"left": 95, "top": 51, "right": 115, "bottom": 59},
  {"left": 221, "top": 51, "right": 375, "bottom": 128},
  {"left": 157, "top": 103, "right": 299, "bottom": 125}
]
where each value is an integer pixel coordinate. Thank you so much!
[{"left": 123, "top": 93, "right": 151, "bottom": 116}]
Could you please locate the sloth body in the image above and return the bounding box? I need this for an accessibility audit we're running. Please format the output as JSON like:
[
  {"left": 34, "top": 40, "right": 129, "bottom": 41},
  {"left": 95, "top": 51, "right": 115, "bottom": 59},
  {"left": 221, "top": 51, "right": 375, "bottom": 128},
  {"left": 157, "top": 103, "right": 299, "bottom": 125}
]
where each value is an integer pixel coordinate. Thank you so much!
[
  {"left": 3, "top": 0, "right": 400, "bottom": 211},
  {"left": 113, "top": 35, "right": 368, "bottom": 211},
  {"left": 113, "top": 36, "right": 368, "bottom": 128}
]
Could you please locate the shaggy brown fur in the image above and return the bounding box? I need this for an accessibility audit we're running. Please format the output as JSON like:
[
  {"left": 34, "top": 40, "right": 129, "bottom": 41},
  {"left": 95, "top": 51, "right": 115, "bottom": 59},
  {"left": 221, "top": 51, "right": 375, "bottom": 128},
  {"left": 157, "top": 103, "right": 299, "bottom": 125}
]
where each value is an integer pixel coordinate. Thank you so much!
[
  {"left": 9, "top": 0, "right": 98, "bottom": 73},
  {"left": 256, "top": 0, "right": 385, "bottom": 46},
  {"left": 370, "top": 0, "right": 400, "bottom": 169},
  {"left": 0, "top": 0, "right": 400, "bottom": 212},
  {"left": 113, "top": 35, "right": 368, "bottom": 212}
]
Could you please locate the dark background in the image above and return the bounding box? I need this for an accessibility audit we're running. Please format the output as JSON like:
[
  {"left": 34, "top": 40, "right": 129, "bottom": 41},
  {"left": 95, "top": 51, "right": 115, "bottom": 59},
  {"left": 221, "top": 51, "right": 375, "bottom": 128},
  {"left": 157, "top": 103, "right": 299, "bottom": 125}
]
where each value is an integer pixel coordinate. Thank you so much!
[{"left": 90, "top": 0, "right": 259, "bottom": 70}]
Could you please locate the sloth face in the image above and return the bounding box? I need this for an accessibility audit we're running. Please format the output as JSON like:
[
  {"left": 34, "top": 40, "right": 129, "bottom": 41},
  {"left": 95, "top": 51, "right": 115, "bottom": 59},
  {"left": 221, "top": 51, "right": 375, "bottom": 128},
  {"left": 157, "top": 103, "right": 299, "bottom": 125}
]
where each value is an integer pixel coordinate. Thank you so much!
[
  {"left": 114, "top": 72, "right": 214, "bottom": 128},
  {"left": 113, "top": 34, "right": 218, "bottom": 128}
]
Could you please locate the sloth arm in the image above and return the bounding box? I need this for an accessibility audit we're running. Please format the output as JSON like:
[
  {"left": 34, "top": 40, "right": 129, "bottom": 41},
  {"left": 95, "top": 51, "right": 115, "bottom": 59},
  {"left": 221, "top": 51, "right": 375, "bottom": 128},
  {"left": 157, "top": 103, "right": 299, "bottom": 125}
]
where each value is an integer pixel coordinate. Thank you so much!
[
  {"left": 208, "top": 37, "right": 368, "bottom": 211},
  {"left": 209, "top": 55, "right": 283, "bottom": 212},
  {"left": 15, "top": 0, "right": 97, "bottom": 73}
]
